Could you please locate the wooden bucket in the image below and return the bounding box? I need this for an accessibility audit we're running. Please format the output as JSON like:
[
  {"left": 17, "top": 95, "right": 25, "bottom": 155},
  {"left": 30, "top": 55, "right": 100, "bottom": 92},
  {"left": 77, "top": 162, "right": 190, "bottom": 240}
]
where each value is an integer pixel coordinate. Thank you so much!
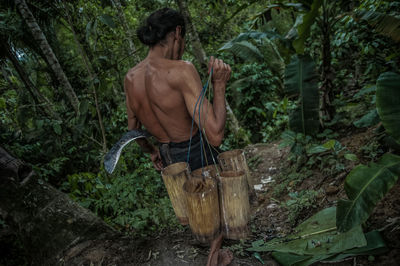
[
  {"left": 217, "top": 149, "right": 254, "bottom": 189},
  {"left": 219, "top": 170, "right": 250, "bottom": 240},
  {"left": 183, "top": 177, "right": 220, "bottom": 243},
  {"left": 191, "top": 164, "right": 220, "bottom": 180},
  {"left": 161, "top": 162, "right": 190, "bottom": 225}
]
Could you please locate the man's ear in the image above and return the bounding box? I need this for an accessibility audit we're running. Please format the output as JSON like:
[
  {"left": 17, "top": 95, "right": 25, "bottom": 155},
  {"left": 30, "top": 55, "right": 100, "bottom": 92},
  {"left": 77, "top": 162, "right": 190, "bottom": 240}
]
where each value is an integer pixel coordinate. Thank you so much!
[{"left": 175, "top": 26, "right": 182, "bottom": 39}]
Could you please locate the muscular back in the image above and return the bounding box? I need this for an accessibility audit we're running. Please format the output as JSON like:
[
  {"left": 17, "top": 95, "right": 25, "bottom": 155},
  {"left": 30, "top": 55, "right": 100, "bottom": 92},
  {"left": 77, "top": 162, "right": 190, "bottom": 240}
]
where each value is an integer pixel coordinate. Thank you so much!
[{"left": 125, "top": 57, "right": 198, "bottom": 143}]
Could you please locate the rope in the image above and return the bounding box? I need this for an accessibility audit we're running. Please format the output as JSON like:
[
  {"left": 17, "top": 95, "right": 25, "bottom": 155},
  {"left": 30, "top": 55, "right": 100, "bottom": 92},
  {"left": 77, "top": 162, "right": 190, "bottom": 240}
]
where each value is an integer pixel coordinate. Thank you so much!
[
  {"left": 186, "top": 67, "right": 221, "bottom": 178},
  {"left": 186, "top": 69, "right": 212, "bottom": 167}
]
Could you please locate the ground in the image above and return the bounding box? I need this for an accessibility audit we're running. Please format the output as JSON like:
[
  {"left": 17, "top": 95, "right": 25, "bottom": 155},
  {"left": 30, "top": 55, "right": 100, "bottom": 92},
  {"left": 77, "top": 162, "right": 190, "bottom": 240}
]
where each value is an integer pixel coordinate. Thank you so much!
[
  {"left": 131, "top": 127, "right": 400, "bottom": 266},
  {"left": 1, "top": 127, "right": 399, "bottom": 265}
]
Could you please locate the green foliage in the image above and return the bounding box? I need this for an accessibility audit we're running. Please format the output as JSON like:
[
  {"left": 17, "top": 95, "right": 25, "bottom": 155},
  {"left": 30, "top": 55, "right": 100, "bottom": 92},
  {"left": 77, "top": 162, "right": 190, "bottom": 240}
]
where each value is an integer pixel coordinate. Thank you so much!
[
  {"left": 376, "top": 72, "right": 400, "bottom": 144},
  {"left": 61, "top": 145, "right": 178, "bottom": 236},
  {"left": 356, "top": 10, "right": 400, "bottom": 43},
  {"left": 280, "top": 130, "right": 356, "bottom": 177},
  {"left": 353, "top": 109, "right": 379, "bottom": 128},
  {"left": 219, "top": 40, "right": 264, "bottom": 62},
  {"left": 292, "top": 0, "right": 323, "bottom": 54},
  {"left": 227, "top": 62, "right": 285, "bottom": 143},
  {"left": 284, "top": 55, "right": 319, "bottom": 135},
  {"left": 337, "top": 153, "right": 400, "bottom": 232},
  {"left": 282, "top": 190, "right": 321, "bottom": 225}
]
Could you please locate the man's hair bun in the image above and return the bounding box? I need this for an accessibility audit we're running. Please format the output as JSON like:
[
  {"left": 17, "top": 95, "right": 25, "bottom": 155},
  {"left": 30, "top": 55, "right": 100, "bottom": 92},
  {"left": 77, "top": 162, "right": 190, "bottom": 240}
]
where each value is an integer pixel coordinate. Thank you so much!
[{"left": 137, "top": 8, "right": 185, "bottom": 46}]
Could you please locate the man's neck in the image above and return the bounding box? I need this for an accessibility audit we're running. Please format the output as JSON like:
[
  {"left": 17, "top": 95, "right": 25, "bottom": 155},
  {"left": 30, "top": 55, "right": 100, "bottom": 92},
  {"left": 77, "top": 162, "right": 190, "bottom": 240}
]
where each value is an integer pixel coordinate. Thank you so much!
[{"left": 148, "top": 44, "right": 173, "bottom": 60}]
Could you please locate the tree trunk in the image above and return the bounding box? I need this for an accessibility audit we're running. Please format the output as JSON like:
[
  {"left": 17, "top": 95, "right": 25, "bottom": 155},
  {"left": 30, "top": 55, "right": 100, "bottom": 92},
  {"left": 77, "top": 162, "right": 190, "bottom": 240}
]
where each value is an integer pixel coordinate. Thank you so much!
[
  {"left": 176, "top": 0, "right": 207, "bottom": 69},
  {"left": 112, "top": 0, "right": 140, "bottom": 65},
  {"left": 2, "top": 42, "right": 59, "bottom": 119},
  {"left": 14, "top": 0, "right": 80, "bottom": 114},
  {"left": 0, "top": 147, "right": 117, "bottom": 265},
  {"left": 175, "top": 0, "right": 248, "bottom": 144},
  {"left": 320, "top": 0, "right": 335, "bottom": 122},
  {"left": 64, "top": 7, "right": 108, "bottom": 152}
]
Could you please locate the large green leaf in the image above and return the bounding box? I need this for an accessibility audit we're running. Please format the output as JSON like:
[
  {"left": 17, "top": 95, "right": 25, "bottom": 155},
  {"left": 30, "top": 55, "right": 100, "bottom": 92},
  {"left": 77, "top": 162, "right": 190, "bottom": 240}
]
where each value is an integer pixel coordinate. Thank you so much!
[
  {"left": 357, "top": 10, "right": 400, "bottom": 43},
  {"left": 284, "top": 55, "right": 319, "bottom": 135},
  {"left": 292, "top": 0, "right": 323, "bottom": 54},
  {"left": 323, "top": 230, "right": 388, "bottom": 263},
  {"left": 218, "top": 40, "right": 263, "bottom": 61},
  {"left": 353, "top": 109, "right": 380, "bottom": 128},
  {"left": 249, "top": 207, "right": 366, "bottom": 256},
  {"left": 233, "top": 31, "right": 284, "bottom": 42},
  {"left": 337, "top": 153, "right": 400, "bottom": 232},
  {"left": 376, "top": 72, "right": 400, "bottom": 144},
  {"left": 99, "top": 14, "right": 116, "bottom": 28},
  {"left": 271, "top": 230, "right": 386, "bottom": 265}
]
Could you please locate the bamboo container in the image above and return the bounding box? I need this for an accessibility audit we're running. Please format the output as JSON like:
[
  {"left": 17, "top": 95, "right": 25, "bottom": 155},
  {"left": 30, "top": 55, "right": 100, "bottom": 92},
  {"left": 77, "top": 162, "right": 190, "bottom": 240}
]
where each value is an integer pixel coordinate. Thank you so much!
[
  {"left": 161, "top": 162, "right": 190, "bottom": 225},
  {"left": 183, "top": 177, "right": 220, "bottom": 243},
  {"left": 217, "top": 149, "right": 253, "bottom": 188},
  {"left": 219, "top": 170, "right": 250, "bottom": 240},
  {"left": 191, "top": 164, "right": 220, "bottom": 180}
]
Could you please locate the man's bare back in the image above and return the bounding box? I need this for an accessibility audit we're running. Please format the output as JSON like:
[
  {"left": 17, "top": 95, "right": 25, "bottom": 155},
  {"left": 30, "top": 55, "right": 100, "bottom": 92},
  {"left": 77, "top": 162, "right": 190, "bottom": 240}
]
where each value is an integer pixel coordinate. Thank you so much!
[{"left": 125, "top": 57, "right": 199, "bottom": 144}]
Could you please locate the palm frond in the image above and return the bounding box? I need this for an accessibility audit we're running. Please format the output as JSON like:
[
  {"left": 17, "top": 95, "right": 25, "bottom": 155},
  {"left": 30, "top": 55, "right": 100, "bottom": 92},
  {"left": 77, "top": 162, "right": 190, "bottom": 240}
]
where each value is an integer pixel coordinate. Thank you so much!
[{"left": 219, "top": 40, "right": 263, "bottom": 62}]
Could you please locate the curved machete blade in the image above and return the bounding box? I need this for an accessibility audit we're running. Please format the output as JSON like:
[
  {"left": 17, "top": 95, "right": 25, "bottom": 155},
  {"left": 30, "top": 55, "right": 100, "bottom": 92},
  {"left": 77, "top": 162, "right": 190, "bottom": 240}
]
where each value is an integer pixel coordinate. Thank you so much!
[{"left": 104, "top": 129, "right": 151, "bottom": 174}]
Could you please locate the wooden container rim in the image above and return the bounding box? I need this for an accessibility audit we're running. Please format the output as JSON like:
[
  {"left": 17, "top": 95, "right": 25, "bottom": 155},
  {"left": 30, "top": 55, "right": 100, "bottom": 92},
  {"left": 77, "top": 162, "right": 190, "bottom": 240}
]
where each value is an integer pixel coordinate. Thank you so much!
[
  {"left": 183, "top": 177, "right": 216, "bottom": 195},
  {"left": 217, "top": 149, "right": 244, "bottom": 160},
  {"left": 191, "top": 165, "right": 219, "bottom": 178},
  {"left": 161, "top": 162, "right": 189, "bottom": 176},
  {"left": 219, "top": 170, "right": 245, "bottom": 178}
]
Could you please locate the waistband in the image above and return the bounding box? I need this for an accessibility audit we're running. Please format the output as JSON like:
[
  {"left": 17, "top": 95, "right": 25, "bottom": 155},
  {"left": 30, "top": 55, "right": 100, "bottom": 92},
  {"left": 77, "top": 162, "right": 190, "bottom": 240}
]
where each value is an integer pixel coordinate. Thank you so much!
[{"left": 160, "top": 130, "right": 201, "bottom": 149}]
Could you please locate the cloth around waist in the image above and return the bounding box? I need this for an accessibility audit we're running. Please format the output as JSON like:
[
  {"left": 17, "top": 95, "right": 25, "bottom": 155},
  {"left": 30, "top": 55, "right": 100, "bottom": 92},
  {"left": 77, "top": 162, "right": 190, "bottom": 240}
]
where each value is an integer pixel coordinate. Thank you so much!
[{"left": 159, "top": 130, "right": 201, "bottom": 149}]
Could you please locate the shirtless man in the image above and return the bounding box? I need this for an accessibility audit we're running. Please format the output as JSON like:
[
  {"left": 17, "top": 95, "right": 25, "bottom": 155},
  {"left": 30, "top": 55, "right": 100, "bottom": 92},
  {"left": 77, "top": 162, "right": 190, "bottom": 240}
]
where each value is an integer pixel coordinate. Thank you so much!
[{"left": 124, "top": 8, "right": 232, "bottom": 266}]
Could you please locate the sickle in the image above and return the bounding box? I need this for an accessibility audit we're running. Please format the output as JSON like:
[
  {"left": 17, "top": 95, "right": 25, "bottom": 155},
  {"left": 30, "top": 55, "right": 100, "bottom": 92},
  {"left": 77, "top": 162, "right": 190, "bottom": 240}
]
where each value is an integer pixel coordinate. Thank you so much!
[{"left": 104, "top": 129, "right": 151, "bottom": 174}]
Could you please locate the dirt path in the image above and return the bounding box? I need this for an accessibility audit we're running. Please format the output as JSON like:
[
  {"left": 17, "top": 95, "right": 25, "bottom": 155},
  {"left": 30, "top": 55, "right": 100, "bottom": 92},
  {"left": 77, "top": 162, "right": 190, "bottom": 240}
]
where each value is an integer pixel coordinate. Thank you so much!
[
  {"left": 142, "top": 138, "right": 400, "bottom": 266},
  {"left": 135, "top": 142, "right": 289, "bottom": 266}
]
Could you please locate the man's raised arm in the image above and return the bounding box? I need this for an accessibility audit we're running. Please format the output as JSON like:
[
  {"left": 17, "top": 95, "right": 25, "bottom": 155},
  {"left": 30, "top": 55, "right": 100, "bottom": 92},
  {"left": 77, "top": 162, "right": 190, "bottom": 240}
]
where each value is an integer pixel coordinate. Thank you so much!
[{"left": 179, "top": 57, "right": 231, "bottom": 146}]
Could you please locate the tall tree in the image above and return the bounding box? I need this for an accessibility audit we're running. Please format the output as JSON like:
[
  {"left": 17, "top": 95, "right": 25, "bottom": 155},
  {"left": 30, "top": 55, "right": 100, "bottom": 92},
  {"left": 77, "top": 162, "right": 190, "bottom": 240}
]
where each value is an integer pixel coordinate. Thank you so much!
[
  {"left": 176, "top": 0, "right": 250, "bottom": 144},
  {"left": 1, "top": 41, "right": 58, "bottom": 119},
  {"left": 319, "top": 0, "right": 335, "bottom": 121},
  {"left": 14, "top": 0, "right": 80, "bottom": 114},
  {"left": 112, "top": 0, "right": 140, "bottom": 65},
  {"left": 64, "top": 4, "right": 107, "bottom": 152},
  {"left": 176, "top": 0, "right": 207, "bottom": 68}
]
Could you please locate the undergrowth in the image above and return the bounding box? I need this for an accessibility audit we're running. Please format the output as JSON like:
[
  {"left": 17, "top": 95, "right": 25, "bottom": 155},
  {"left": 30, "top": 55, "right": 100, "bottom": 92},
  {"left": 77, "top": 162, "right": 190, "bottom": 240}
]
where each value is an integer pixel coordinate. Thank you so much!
[{"left": 61, "top": 144, "right": 179, "bottom": 236}]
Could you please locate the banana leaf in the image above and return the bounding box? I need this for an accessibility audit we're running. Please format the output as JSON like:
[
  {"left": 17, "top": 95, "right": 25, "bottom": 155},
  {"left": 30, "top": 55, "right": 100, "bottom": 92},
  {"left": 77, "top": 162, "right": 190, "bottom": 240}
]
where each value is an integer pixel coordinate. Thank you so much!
[
  {"left": 292, "top": 0, "right": 323, "bottom": 54},
  {"left": 336, "top": 153, "right": 400, "bottom": 232},
  {"left": 353, "top": 109, "right": 380, "bottom": 128},
  {"left": 249, "top": 207, "right": 366, "bottom": 256},
  {"left": 323, "top": 230, "right": 388, "bottom": 263},
  {"left": 356, "top": 10, "right": 400, "bottom": 43},
  {"left": 218, "top": 40, "right": 263, "bottom": 62},
  {"left": 271, "top": 230, "right": 387, "bottom": 266},
  {"left": 284, "top": 55, "right": 319, "bottom": 135},
  {"left": 272, "top": 252, "right": 313, "bottom": 266},
  {"left": 233, "top": 31, "right": 284, "bottom": 42},
  {"left": 376, "top": 72, "right": 400, "bottom": 144}
]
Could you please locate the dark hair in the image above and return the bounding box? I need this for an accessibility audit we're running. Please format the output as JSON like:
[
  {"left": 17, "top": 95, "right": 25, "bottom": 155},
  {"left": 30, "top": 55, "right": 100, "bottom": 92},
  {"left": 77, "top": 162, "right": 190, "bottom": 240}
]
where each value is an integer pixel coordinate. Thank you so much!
[{"left": 137, "top": 8, "right": 186, "bottom": 46}]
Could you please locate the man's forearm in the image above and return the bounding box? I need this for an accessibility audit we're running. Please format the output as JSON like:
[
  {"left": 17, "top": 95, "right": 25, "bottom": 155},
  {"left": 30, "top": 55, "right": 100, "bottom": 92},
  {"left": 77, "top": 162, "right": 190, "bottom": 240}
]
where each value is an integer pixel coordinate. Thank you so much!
[{"left": 212, "top": 83, "right": 227, "bottom": 134}]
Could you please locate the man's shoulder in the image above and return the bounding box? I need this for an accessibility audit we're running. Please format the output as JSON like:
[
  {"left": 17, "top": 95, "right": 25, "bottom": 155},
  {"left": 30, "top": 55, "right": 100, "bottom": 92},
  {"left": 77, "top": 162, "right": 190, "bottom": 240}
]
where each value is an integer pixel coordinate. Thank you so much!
[
  {"left": 168, "top": 60, "right": 198, "bottom": 85},
  {"left": 169, "top": 60, "right": 196, "bottom": 73}
]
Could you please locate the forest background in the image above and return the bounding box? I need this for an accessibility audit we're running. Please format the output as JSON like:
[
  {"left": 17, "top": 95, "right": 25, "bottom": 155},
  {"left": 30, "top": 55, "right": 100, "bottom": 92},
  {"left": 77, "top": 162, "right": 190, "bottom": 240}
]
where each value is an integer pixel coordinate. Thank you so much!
[{"left": 1, "top": 0, "right": 400, "bottom": 264}]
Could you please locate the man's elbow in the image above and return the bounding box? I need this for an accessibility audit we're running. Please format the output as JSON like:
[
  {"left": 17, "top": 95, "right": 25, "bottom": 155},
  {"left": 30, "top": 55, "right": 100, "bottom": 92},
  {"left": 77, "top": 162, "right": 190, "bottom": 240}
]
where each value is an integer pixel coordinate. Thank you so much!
[{"left": 207, "top": 131, "right": 224, "bottom": 147}]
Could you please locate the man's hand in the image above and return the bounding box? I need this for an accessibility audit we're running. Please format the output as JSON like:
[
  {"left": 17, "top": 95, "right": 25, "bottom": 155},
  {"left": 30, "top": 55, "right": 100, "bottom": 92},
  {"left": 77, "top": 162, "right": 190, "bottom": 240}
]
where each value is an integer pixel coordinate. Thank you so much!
[
  {"left": 150, "top": 148, "right": 163, "bottom": 171},
  {"left": 208, "top": 56, "right": 231, "bottom": 88}
]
